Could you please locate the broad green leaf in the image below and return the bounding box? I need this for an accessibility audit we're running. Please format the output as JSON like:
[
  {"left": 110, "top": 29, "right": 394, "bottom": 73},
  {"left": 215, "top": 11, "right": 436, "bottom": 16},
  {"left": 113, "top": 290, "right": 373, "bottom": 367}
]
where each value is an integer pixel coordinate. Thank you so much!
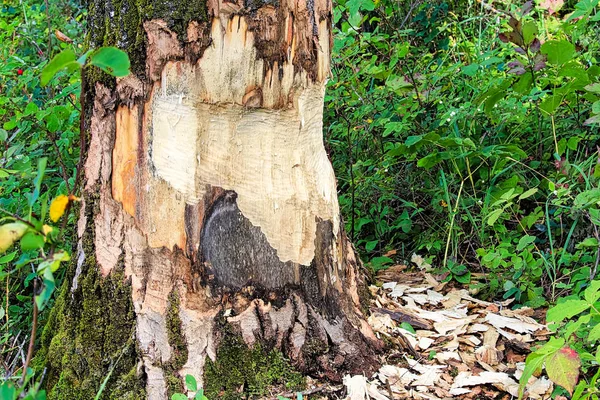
[
  {"left": 513, "top": 73, "right": 533, "bottom": 95},
  {"left": 547, "top": 299, "right": 590, "bottom": 323},
  {"left": 584, "top": 280, "right": 600, "bottom": 304},
  {"left": 589, "top": 323, "right": 600, "bottom": 342},
  {"left": 369, "top": 256, "right": 393, "bottom": 271},
  {"left": 461, "top": 63, "right": 479, "bottom": 76},
  {"left": 522, "top": 21, "right": 538, "bottom": 45},
  {"left": 90, "top": 47, "right": 131, "bottom": 77},
  {"left": 546, "top": 346, "right": 581, "bottom": 395},
  {"left": 541, "top": 40, "right": 575, "bottom": 65},
  {"left": 20, "top": 232, "right": 44, "bottom": 251},
  {"left": 24, "top": 101, "right": 39, "bottom": 116},
  {"left": 186, "top": 374, "right": 197, "bottom": 392},
  {"left": 41, "top": 49, "right": 80, "bottom": 86},
  {"left": 454, "top": 270, "right": 471, "bottom": 284},
  {"left": 417, "top": 153, "right": 441, "bottom": 169},
  {"left": 519, "top": 352, "right": 547, "bottom": 399},
  {"left": 540, "top": 94, "right": 563, "bottom": 114},
  {"left": 171, "top": 394, "right": 187, "bottom": 400},
  {"left": 537, "top": 336, "right": 566, "bottom": 354},
  {"left": 0, "top": 382, "right": 16, "bottom": 400},
  {"left": 517, "top": 235, "right": 536, "bottom": 251},
  {"left": 405, "top": 135, "right": 423, "bottom": 146},
  {"left": 585, "top": 83, "right": 600, "bottom": 94},
  {"left": 484, "top": 90, "right": 506, "bottom": 114},
  {"left": 365, "top": 240, "right": 378, "bottom": 251},
  {"left": 567, "top": 0, "right": 599, "bottom": 21}
]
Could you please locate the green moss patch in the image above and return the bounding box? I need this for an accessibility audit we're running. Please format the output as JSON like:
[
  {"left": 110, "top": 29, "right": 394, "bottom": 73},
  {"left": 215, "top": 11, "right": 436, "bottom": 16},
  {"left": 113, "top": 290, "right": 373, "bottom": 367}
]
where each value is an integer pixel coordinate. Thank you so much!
[
  {"left": 87, "top": 0, "right": 208, "bottom": 80},
  {"left": 34, "top": 193, "right": 145, "bottom": 399},
  {"left": 164, "top": 290, "right": 189, "bottom": 397},
  {"left": 204, "top": 325, "right": 304, "bottom": 399}
]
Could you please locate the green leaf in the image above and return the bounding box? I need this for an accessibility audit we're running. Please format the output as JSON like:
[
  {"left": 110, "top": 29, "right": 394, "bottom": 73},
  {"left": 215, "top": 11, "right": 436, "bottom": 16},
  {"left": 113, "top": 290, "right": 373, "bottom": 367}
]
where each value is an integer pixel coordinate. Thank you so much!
[
  {"left": 0, "top": 129, "right": 7, "bottom": 142},
  {"left": 517, "top": 235, "right": 536, "bottom": 251},
  {"left": 522, "top": 21, "right": 538, "bottom": 45},
  {"left": 588, "top": 323, "right": 600, "bottom": 342},
  {"left": 90, "top": 47, "right": 131, "bottom": 77},
  {"left": 577, "top": 237, "right": 599, "bottom": 248},
  {"left": 487, "top": 208, "right": 504, "bottom": 226},
  {"left": 461, "top": 63, "right": 479, "bottom": 76},
  {"left": 400, "top": 322, "right": 416, "bottom": 333},
  {"left": 484, "top": 90, "right": 506, "bottom": 114},
  {"left": 546, "top": 346, "right": 581, "bottom": 395},
  {"left": 171, "top": 394, "right": 187, "bottom": 400},
  {"left": 454, "top": 270, "right": 471, "bottom": 284},
  {"left": 584, "top": 280, "right": 600, "bottom": 304},
  {"left": 195, "top": 388, "right": 209, "bottom": 400},
  {"left": 405, "top": 135, "right": 423, "bottom": 146},
  {"left": 0, "top": 251, "right": 17, "bottom": 264},
  {"left": 585, "top": 83, "right": 600, "bottom": 94},
  {"left": 519, "top": 352, "right": 547, "bottom": 399},
  {"left": 186, "top": 374, "right": 197, "bottom": 392},
  {"left": 0, "top": 382, "right": 16, "bottom": 400},
  {"left": 518, "top": 188, "right": 538, "bottom": 200},
  {"left": 24, "top": 102, "right": 39, "bottom": 116},
  {"left": 541, "top": 40, "right": 575, "bottom": 66},
  {"left": 36, "top": 268, "right": 55, "bottom": 311},
  {"left": 547, "top": 299, "right": 590, "bottom": 323},
  {"left": 29, "top": 157, "right": 47, "bottom": 207},
  {"left": 513, "top": 73, "right": 533, "bottom": 95},
  {"left": 417, "top": 153, "right": 441, "bottom": 169},
  {"left": 369, "top": 256, "right": 393, "bottom": 271},
  {"left": 540, "top": 94, "right": 563, "bottom": 114},
  {"left": 41, "top": 49, "right": 80, "bottom": 86},
  {"left": 567, "top": 0, "right": 599, "bottom": 21},
  {"left": 365, "top": 240, "right": 378, "bottom": 252},
  {"left": 20, "top": 232, "right": 45, "bottom": 251}
]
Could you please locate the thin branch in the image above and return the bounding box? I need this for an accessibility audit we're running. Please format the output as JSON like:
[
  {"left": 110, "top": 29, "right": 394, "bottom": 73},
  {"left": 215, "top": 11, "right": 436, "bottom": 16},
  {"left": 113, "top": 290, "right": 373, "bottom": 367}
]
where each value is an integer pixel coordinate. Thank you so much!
[{"left": 21, "top": 279, "right": 39, "bottom": 384}]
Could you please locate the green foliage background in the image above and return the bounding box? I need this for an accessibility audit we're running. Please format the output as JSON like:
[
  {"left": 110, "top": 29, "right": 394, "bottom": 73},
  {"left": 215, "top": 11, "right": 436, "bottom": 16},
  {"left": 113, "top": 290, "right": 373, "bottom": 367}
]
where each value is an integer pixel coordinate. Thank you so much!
[
  {"left": 1, "top": 0, "right": 600, "bottom": 398},
  {"left": 326, "top": 0, "right": 600, "bottom": 305}
]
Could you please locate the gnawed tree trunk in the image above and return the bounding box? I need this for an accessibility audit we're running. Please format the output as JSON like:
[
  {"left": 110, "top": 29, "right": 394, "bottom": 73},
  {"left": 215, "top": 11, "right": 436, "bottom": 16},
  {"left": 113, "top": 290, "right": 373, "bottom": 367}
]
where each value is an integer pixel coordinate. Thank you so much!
[{"left": 38, "top": 0, "right": 382, "bottom": 398}]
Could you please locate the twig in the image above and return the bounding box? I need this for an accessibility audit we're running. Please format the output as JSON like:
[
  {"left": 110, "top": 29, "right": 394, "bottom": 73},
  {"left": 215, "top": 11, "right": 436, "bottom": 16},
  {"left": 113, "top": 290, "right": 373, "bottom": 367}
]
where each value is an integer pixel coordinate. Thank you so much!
[
  {"left": 0, "top": 207, "right": 37, "bottom": 229},
  {"left": 21, "top": 279, "right": 39, "bottom": 384},
  {"left": 46, "top": 130, "right": 71, "bottom": 194}
]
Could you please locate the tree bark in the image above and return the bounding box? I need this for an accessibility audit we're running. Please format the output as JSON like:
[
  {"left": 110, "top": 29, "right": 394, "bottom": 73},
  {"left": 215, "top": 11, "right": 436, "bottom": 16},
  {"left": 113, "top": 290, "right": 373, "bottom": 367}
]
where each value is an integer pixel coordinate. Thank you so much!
[{"left": 39, "top": 0, "right": 382, "bottom": 398}]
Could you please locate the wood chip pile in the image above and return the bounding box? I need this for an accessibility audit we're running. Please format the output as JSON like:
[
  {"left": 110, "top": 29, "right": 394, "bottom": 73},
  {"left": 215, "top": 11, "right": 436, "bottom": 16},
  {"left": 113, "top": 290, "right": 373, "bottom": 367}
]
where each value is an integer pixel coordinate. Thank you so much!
[{"left": 345, "top": 265, "right": 553, "bottom": 400}]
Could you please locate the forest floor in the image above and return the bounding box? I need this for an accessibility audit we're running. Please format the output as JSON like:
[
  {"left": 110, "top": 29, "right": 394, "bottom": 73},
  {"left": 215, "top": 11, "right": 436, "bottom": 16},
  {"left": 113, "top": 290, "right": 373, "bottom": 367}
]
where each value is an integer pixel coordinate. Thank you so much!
[{"left": 284, "top": 261, "right": 553, "bottom": 400}]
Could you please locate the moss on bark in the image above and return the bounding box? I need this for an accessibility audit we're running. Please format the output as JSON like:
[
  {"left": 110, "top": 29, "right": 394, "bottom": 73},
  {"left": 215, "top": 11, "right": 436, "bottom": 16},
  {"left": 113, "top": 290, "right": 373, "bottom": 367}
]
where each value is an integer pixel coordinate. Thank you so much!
[
  {"left": 34, "top": 192, "right": 145, "bottom": 399},
  {"left": 203, "top": 322, "right": 304, "bottom": 399},
  {"left": 86, "top": 0, "right": 208, "bottom": 80},
  {"left": 164, "top": 291, "right": 188, "bottom": 397}
]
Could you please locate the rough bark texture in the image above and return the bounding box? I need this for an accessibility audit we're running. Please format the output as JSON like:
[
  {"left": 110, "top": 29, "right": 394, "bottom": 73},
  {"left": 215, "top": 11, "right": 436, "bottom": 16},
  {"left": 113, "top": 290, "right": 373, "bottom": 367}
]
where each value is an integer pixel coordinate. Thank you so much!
[{"left": 38, "top": 0, "right": 382, "bottom": 398}]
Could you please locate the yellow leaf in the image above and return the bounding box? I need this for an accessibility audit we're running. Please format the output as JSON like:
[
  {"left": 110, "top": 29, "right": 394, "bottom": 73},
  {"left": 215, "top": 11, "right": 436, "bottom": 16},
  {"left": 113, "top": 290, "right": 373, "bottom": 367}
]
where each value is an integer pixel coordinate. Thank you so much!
[
  {"left": 0, "top": 222, "right": 28, "bottom": 253},
  {"left": 49, "top": 195, "right": 69, "bottom": 222},
  {"left": 42, "top": 225, "right": 53, "bottom": 236}
]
